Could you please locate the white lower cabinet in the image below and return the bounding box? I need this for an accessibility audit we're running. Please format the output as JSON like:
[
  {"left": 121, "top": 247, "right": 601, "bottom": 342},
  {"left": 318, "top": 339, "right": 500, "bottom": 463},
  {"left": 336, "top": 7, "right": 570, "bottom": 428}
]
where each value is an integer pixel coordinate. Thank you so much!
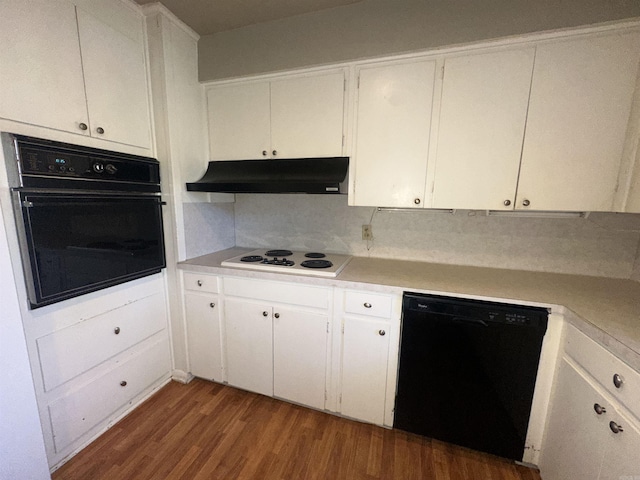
[{"left": 185, "top": 293, "right": 222, "bottom": 381}]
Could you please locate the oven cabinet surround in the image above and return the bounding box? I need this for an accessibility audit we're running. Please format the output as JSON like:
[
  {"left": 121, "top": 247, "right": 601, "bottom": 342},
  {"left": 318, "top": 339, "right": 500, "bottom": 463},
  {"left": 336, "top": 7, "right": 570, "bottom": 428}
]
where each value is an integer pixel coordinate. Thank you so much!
[
  {"left": 20, "top": 276, "right": 172, "bottom": 470},
  {"left": 334, "top": 289, "right": 401, "bottom": 426},
  {"left": 0, "top": 0, "right": 152, "bottom": 150},
  {"left": 540, "top": 323, "right": 640, "bottom": 479},
  {"left": 205, "top": 70, "right": 346, "bottom": 161},
  {"left": 348, "top": 24, "right": 640, "bottom": 212}
]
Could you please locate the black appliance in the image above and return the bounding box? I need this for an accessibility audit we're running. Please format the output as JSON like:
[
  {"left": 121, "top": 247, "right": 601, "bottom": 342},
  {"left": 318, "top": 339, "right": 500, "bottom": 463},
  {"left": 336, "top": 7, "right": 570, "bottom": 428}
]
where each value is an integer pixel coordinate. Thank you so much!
[
  {"left": 394, "top": 293, "right": 548, "bottom": 461},
  {"left": 2, "top": 133, "right": 166, "bottom": 309},
  {"left": 186, "top": 157, "right": 349, "bottom": 194}
]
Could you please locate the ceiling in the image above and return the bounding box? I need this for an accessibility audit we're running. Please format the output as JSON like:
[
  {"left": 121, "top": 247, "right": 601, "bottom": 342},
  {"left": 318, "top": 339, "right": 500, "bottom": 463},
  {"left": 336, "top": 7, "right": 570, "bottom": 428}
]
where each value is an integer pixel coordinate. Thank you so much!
[{"left": 136, "top": 0, "right": 364, "bottom": 35}]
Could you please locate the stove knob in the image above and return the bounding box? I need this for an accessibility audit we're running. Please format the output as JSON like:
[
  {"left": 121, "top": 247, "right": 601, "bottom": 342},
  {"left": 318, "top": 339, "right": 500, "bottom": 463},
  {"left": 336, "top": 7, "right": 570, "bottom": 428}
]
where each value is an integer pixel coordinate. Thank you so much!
[
  {"left": 105, "top": 164, "right": 117, "bottom": 175},
  {"left": 93, "top": 162, "right": 104, "bottom": 173}
]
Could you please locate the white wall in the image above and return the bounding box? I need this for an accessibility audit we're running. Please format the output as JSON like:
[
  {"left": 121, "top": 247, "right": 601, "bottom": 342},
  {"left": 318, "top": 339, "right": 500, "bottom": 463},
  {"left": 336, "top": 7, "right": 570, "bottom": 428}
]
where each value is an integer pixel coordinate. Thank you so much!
[
  {"left": 0, "top": 199, "right": 50, "bottom": 480},
  {"left": 198, "top": 0, "right": 640, "bottom": 80},
  {"left": 234, "top": 194, "right": 640, "bottom": 278}
]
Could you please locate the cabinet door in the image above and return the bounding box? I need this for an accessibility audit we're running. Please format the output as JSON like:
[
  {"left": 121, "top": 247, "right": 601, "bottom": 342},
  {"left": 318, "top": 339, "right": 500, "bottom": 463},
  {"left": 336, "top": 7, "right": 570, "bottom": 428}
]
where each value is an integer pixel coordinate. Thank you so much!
[
  {"left": 0, "top": 0, "right": 88, "bottom": 134},
  {"left": 431, "top": 48, "right": 535, "bottom": 210},
  {"left": 540, "top": 358, "right": 606, "bottom": 480},
  {"left": 224, "top": 299, "right": 273, "bottom": 396},
  {"left": 599, "top": 407, "right": 640, "bottom": 480},
  {"left": 340, "top": 316, "right": 390, "bottom": 425},
  {"left": 353, "top": 60, "right": 436, "bottom": 207},
  {"left": 270, "top": 72, "right": 345, "bottom": 158},
  {"left": 76, "top": 8, "right": 151, "bottom": 149},
  {"left": 207, "top": 82, "right": 271, "bottom": 160},
  {"left": 516, "top": 32, "right": 640, "bottom": 211},
  {"left": 185, "top": 293, "right": 222, "bottom": 381},
  {"left": 273, "top": 307, "right": 328, "bottom": 410}
]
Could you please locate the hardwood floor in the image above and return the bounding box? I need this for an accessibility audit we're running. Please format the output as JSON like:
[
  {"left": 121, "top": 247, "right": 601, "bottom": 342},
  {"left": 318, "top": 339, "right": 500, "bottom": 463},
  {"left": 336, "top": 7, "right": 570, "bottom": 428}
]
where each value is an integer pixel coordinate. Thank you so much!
[{"left": 53, "top": 379, "right": 542, "bottom": 480}]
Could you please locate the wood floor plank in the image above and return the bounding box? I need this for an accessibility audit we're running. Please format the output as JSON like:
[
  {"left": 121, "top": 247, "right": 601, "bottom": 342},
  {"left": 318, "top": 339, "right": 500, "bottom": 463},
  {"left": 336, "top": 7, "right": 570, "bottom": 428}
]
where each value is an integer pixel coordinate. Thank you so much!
[{"left": 52, "top": 379, "right": 542, "bottom": 480}]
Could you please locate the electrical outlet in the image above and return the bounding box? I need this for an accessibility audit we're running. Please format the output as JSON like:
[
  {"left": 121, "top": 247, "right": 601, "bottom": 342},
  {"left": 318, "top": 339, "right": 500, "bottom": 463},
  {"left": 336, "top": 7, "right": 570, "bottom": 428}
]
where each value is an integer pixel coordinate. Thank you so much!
[{"left": 362, "top": 224, "right": 373, "bottom": 241}]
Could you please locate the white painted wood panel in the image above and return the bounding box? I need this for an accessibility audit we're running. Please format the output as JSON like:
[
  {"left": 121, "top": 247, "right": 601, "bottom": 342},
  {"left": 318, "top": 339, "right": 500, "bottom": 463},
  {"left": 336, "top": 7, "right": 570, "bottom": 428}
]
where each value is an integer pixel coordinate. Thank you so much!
[
  {"left": 432, "top": 48, "right": 535, "bottom": 210},
  {"left": 223, "top": 277, "right": 329, "bottom": 309},
  {"left": 183, "top": 272, "right": 219, "bottom": 294},
  {"left": 516, "top": 32, "right": 640, "bottom": 211},
  {"left": 270, "top": 72, "right": 345, "bottom": 158},
  {"left": 0, "top": 0, "right": 89, "bottom": 134},
  {"left": 273, "top": 307, "right": 328, "bottom": 409},
  {"left": 185, "top": 293, "right": 223, "bottom": 382},
  {"left": 207, "top": 82, "right": 271, "bottom": 160},
  {"left": 599, "top": 406, "right": 640, "bottom": 480},
  {"left": 353, "top": 59, "right": 436, "bottom": 207},
  {"left": 224, "top": 299, "right": 273, "bottom": 396},
  {"left": 344, "top": 290, "right": 393, "bottom": 318},
  {"left": 77, "top": 7, "right": 151, "bottom": 149}
]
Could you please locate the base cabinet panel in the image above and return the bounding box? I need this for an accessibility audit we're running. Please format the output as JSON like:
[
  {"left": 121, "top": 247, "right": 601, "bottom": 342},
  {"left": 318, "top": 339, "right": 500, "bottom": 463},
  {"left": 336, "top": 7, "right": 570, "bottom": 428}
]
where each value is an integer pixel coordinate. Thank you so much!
[{"left": 185, "top": 293, "right": 222, "bottom": 381}]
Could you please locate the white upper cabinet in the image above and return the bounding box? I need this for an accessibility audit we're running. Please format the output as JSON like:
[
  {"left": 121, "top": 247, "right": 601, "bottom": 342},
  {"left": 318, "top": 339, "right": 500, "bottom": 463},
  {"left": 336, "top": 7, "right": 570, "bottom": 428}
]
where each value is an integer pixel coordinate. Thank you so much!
[
  {"left": 0, "top": 0, "right": 152, "bottom": 150},
  {"left": 516, "top": 31, "right": 640, "bottom": 211},
  {"left": 0, "top": 0, "right": 89, "bottom": 134},
  {"left": 76, "top": 7, "right": 151, "bottom": 149},
  {"left": 207, "top": 71, "right": 345, "bottom": 160},
  {"left": 352, "top": 59, "right": 436, "bottom": 208},
  {"left": 431, "top": 48, "right": 535, "bottom": 210}
]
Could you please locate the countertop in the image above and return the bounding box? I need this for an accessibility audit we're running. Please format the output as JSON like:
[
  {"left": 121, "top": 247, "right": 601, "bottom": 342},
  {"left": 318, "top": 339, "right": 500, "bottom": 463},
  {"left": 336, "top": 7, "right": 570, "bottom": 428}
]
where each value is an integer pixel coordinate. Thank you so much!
[{"left": 179, "top": 247, "right": 640, "bottom": 371}]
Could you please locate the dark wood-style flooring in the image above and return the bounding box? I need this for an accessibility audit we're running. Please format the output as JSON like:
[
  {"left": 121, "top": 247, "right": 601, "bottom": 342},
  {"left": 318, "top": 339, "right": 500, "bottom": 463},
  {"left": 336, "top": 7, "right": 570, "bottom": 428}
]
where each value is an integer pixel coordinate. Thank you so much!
[{"left": 52, "top": 379, "right": 542, "bottom": 480}]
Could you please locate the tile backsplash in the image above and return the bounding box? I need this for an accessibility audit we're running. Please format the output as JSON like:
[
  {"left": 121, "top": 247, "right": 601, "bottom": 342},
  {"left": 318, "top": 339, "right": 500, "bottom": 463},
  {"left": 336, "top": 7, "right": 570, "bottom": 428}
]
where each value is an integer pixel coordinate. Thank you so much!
[
  {"left": 232, "top": 194, "right": 640, "bottom": 279},
  {"left": 183, "top": 202, "right": 235, "bottom": 258}
]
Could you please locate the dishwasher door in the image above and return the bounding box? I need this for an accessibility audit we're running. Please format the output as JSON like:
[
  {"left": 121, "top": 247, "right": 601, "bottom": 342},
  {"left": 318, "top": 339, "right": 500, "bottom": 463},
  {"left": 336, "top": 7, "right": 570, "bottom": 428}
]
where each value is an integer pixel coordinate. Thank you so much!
[{"left": 394, "top": 293, "right": 548, "bottom": 461}]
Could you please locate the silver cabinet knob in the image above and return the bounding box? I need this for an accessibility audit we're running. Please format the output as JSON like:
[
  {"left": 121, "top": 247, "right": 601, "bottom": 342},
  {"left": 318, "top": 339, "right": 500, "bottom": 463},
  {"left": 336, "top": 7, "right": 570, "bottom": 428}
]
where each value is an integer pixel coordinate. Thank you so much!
[
  {"left": 274, "top": 313, "right": 280, "bottom": 319},
  {"left": 609, "top": 421, "right": 624, "bottom": 434},
  {"left": 197, "top": 280, "right": 202, "bottom": 286},
  {"left": 262, "top": 150, "right": 268, "bottom": 156},
  {"left": 114, "top": 326, "right": 121, "bottom": 335},
  {"left": 120, "top": 380, "right": 127, "bottom": 387},
  {"left": 263, "top": 311, "right": 268, "bottom": 317},
  {"left": 209, "top": 303, "right": 215, "bottom": 308},
  {"left": 272, "top": 150, "right": 278, "bottom": 156},
  {"left": 378, "top": 330, "right": 386, "bottom": 336},
  {"left": 363, "top": 302, "right": 372, "bottom": 308},
  {"left": 504, "top": 199, "right": 511, "bottom": 206},
  {"left": 522, "top": 199, "right": 531, "bottom": 207},
  {"left": 79, "top": 122, "right": 88, "bottom": 131},
  {"left": 594, "top": 403, "right": 606, "bottom": 415},
  {"left": 414, "top": 198, "right": 421, "bottom": 205},
  {"left": 613, "top": 373, "right": 624, "bottom": 388},
  {"left": 96, "top": 127, "right": 105, "bottom": 134}
]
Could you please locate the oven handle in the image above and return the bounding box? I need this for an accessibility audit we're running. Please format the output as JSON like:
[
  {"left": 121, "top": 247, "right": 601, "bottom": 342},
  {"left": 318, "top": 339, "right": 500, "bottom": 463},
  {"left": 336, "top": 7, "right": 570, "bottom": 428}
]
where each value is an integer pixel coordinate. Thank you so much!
[{"left": 21, "top": 198, "right": 165, "bottom": 208}]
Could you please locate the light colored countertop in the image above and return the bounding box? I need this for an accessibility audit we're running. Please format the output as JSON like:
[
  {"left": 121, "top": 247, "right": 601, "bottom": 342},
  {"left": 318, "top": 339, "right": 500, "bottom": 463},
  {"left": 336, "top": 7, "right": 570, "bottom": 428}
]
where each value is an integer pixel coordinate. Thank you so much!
[{"left": 179, "top": 247, "right": 640, "bottom": 371}]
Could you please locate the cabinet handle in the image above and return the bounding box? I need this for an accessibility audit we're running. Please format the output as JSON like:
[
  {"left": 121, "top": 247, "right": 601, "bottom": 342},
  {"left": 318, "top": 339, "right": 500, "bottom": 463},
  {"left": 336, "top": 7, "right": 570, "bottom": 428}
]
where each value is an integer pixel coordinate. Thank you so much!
[
  {"left": 363, "top": 302, "right": 372, "bottom": 309},
  {"left": 378, "top": 330, "right": 386, "bottom": 336},
  {"left": 263, "top": 311, "right": 268, "bottom": 317},
  {"left": 503, "top": 199, "right": 511, "bottom": 206},
  {"left": 262, "top": 150, "right": 268, "bottom": 156},
  {"left": 78, "top": 122, "right": 88, "bottom": 131},
  {"left": 272, "top": 150, "right": 278, "bottom": 156},
  {"left": 120, "top": 381, "right": 127, "bottom": 387},
  {"left": 209, "top": 303, "right": 215, "bottom": 308},
  {"left": 593, "top": 403, "right": 606, "bottom": 415},
  {"left": 114, "top": 326, "right": 121, "bottom": 335},
  {"left": 96, "top": 127, "right": 105, "bottom": 135},
  {"left": 522, "top": 199, "right": 530, "bottom": 207},
  {"left": 197, "top": 280, "right": 203, "bottom": 286},
  {"left": 609, "top": 421, "right": 624, "bottom": 434},
  {"left": 414, "top": 198, "right": 421, "bottom": 205},
  {"left": 613, "top": 373, "right": 624, "bottom": 388},
  {"left": 274, "top": 313, "right": 280, "bottom": 319}
]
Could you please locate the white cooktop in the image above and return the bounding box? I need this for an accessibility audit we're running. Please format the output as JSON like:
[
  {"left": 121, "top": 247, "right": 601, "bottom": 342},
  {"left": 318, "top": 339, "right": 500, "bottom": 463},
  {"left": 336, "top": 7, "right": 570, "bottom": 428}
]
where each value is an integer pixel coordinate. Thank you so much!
[{"left": 221, "top": 249, "right": 352, "bottom": 277}]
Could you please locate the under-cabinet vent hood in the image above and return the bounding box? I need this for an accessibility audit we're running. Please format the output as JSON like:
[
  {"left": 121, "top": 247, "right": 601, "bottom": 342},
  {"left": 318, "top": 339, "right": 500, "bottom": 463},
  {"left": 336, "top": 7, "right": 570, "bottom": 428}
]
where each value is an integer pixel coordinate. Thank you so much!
[{"left": 186, "top": 157, "right": 349, "bottom": 194}]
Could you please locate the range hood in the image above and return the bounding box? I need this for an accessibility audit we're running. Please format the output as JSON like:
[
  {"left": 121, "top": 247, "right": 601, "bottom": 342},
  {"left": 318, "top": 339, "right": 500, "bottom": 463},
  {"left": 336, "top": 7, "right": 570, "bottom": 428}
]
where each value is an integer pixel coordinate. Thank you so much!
[{"left": 186, "top": 157, "right": 349, "bottom": 194}]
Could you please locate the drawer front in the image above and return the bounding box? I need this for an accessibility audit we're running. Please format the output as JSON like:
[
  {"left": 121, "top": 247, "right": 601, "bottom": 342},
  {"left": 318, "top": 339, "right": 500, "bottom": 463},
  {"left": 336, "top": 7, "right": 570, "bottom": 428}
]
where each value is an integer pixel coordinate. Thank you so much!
[
  {"left": 37, "top": 293, "right": 167, "bottom": 392},
  {"left": 184, "top": 272, "right": 219, "bottom": 294},
  {"left": 344, "top": 291, "right": 394, "bottom": 318},
  {"left": 48, "top": 336, "right": 170, "bottom": 454},
  {"left": 565, "top": 323, "right": 640, "bottom": 421},
  {"left": 224, "top": 277, "right": 329, "bottom": 309}
]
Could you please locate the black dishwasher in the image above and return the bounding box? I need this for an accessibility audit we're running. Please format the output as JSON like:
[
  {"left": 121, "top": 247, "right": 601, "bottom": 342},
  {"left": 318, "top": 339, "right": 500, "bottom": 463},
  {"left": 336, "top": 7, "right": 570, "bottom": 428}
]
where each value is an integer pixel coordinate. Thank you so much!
[{"left": 394, "top": 293, "right": 548, "bottom": 461}]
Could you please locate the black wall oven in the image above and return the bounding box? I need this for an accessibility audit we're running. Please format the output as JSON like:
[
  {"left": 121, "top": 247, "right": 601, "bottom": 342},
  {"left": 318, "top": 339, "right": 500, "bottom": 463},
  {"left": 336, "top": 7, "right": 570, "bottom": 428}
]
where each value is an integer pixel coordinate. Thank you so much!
[{"left": 2, "top": 134, "right": 166, "bottom": 309}]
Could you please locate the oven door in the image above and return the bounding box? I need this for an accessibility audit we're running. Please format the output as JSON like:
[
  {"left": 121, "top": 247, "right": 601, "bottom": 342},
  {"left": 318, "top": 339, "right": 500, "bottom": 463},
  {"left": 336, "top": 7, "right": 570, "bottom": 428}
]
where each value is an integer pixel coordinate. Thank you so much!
[{"left": 15, "top": 191, "right": 166, "bottom": 309}]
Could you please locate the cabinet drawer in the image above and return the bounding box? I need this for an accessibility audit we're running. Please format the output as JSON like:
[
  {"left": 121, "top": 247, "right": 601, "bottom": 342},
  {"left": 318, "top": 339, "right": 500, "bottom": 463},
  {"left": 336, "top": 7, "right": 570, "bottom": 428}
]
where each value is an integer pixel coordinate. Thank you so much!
[
  {"left": 37, "top": 293, "right": 167, "bottom": 392},
  {"left": 48, "top": 336, "right": 170, "bottom": 453},
  {"left": 565, "top": 323, "right": 640, "bottom": 421},
  {"left": 184, "top": 272, "right": 219, "bottom": 293},
  {"left": 224, "top": 277, "right": 329, "bottom": 309},
  {"left": 344, "top": 291, "right": 394, "bottom": 318}
]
